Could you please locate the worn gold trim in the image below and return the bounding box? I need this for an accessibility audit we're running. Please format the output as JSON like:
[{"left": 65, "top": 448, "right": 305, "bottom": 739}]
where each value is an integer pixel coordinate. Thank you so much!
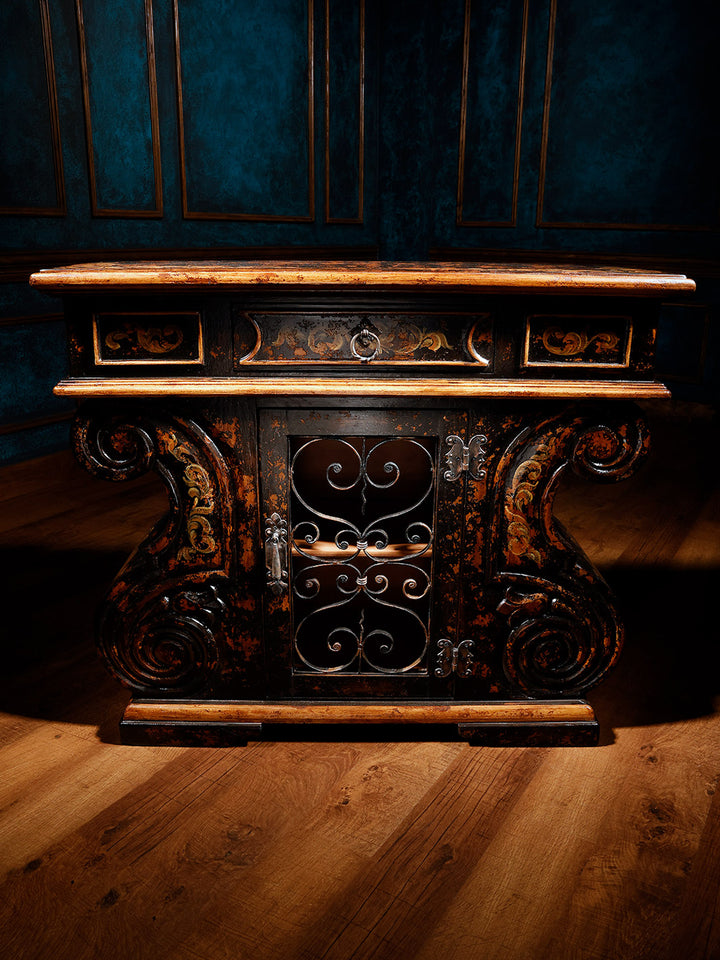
[
  {"left": 457, "top": 0, "right": 529, "bottom": 227},
  {"left": 522, "top": 315, "right": 633, "bottom": 369},
  {"left": 76, "top": 0, "right": 162, "bottom": 218},
  {"left": 174, "top": 0, "right": 315, "bottom": 222},
  {"left": 466, "top": 315, "right": 492, "bottom": 365},
  {"left": 92, "top": 312, "right": 203, "bottom": 365},
  {"left": 54, "top": 376, "right": 671, "bottom": 400},
  {"left": 124, "top": 698, "right": 595, "bottom": 725}
]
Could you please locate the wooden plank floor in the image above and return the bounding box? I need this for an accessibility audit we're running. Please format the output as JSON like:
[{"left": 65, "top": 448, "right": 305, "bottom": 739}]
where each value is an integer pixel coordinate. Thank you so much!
[{"left": 1, "top": 403, "right": 718, "bottom": 960}]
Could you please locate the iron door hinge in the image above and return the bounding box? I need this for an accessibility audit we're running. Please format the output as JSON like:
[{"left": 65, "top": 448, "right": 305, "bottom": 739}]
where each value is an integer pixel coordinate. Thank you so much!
[
  {"left": 443, "top": 434, "right": 487, "bottom": 481},
  {"left": 435, "top": 638, "right": 475, "bottom": 677}
]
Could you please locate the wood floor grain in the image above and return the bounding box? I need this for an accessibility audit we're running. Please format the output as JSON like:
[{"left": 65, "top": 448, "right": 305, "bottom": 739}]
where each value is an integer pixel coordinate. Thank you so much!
[{"left": 1, "top": 404, "right": 718, "bottom": 960}]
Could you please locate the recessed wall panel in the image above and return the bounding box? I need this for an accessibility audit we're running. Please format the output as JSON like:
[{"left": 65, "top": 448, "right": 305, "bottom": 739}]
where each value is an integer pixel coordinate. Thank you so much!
[
  {"left": 325, "top": 0, "right": 364, "bottom": 223},
  {"left": 77, "top": 0, "right": 161, "bottom": 215},
  {"left": 457, "top": 0, "right": 527, "bottom": 226},
  {"left": 538, "top": 0, "right": 720, "bottom": 229},
  {"left": 0, "top": 0, "right": 64, "bottom": 214},
  {"left": 175, "top": 0, "right": 314, "bottom": 220}
]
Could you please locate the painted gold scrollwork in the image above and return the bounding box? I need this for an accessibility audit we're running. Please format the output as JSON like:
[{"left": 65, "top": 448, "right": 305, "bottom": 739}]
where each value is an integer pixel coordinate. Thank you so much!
[
  {"left": 541, "top": 327, "right": 619, "bottom": 357},
  {"left": 166, "top": 433, "right": 218, "bottom": 563},
  {"left": 105, "top": 323, "right": 184, "bottom": 354},
  {"left": 503, "top": 439, "right": 555, "bottom": 565}
]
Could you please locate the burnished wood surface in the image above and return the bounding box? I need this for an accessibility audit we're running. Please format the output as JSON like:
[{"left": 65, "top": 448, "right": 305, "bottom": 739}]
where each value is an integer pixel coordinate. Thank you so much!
[
  {"left": 1, "top": 404, "right": 718, "bottom": 959},
  {"left": 123, "top": 699, "right": 595, "bottom": 724},
  {"left": 54, "top": 375, "right": 671, "bottom": 399},
  {"left": 30, "top": 259, "right": 696, "bottom": 294}
]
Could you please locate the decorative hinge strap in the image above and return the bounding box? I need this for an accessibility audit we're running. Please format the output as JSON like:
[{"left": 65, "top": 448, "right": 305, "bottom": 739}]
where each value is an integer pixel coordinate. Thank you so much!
[
  {"left": 435, "top": 638, "right": 475, "bottom": 677},
  {"left": 443, "top": 434, "right": 488, "bottom": 481},
  {"left": 265, "top": 513, "right": 288, "bottom": 595}
]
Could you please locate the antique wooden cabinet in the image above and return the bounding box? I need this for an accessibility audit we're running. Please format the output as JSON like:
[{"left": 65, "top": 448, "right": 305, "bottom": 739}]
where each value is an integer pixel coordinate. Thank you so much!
[{"left": 31, "top": 261, "right": 694, "bottom": 745}]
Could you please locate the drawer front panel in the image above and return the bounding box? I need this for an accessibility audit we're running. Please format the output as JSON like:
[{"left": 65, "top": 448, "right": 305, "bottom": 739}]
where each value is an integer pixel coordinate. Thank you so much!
[
  {"left": 233, "top": 311, "right": 493, "bottom": 368},
  {"left": 93, "top": 312, "right": 203, "bottom": 365},
  {"left": 523, "top": 315, "right": 632, "bottom": 368}
]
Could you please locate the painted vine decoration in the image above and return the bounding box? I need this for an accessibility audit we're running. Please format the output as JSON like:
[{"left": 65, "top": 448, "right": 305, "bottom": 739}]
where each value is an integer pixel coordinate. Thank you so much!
[
  {"left": 541, "top": 327, "right": 620, "bottom": 358},
  {"left": 166, "top": 432, "right": 218, "bottom": 562},
  {"left": 503, "top": 439, "right": 556, "bottom": 565},
  {"left": 105, "top": 323, "right": 185, "bottom": 355}
]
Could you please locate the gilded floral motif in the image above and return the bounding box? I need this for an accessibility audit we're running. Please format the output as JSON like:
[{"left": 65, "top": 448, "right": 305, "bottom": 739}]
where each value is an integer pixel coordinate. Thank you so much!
[
  {"left": 105, "top": 323, "right": 184, "bottom": 355},
  {"left": 504, "top": 440, "right": 555, "bottom": 565},
  {"left": 271, "top": 321, "right": 451, "bottom": 360},
  {"left": 541, "top": 327, "right": 620, "bottom": 358},
  {"left": 167, "top": 433, "right": 217, "bottom": 562}
]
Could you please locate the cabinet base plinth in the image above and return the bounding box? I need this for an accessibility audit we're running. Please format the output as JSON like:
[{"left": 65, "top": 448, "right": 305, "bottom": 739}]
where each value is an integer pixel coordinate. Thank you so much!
[
  {"left": 457, "top": 721, "right": 599, "bottom": 747},
  {"left": 119, "top": 699, "right": 598, "bottom": 746}
]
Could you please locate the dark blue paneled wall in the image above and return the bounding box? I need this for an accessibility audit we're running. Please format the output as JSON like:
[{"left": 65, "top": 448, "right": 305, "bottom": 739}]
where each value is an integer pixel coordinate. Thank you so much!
[{"left": 2, "top": 0, "right": 718, "bottom": 463}]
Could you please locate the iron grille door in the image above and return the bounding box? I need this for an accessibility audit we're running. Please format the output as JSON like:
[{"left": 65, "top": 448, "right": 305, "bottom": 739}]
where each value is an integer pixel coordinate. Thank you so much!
[{"left": 259, "top": 407, "right": 469, "bottom": 699}]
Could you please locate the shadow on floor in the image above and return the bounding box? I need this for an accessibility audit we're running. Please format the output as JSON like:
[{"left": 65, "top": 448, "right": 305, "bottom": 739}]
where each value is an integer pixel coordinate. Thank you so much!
[{"left": 1, "top": 544, "right": 718, "bottom": 743}]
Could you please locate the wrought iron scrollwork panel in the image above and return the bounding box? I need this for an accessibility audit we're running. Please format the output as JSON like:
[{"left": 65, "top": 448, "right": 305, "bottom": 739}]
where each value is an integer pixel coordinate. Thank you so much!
[{"left": 289, "top": 436, "right": 437, "bottom": 676}]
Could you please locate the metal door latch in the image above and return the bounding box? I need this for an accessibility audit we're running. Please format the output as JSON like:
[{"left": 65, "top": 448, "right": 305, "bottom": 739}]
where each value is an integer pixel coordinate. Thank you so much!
[{"left": 265, "top": 513, "right": 288, "bottom": 595}]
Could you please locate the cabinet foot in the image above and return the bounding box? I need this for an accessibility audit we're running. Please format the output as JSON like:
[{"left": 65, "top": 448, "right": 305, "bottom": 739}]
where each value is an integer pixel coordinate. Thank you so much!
[
  {"left": 457, "top": 721, "right": 599, "bottom": 747},
  {"left": 120, "top": 720, "right": 263, "bottom": 747}
]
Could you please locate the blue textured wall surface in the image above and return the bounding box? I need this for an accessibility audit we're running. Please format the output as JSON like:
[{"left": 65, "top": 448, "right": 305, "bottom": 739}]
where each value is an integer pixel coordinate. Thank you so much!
[{"left": 1, "top": 0, "right": 718, "bottom": 463}]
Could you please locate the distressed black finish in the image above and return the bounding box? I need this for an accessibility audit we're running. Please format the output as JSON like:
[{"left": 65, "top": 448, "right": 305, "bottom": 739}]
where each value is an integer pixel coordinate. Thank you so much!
[{"left": 38, "top": 261, "right": 690, "bottom": 745}]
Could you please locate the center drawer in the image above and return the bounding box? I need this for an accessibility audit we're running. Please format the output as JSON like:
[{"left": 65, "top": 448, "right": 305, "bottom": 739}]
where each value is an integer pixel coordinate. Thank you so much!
[{"left": 232, "top": 310, "right": 493, "bottom": 370}]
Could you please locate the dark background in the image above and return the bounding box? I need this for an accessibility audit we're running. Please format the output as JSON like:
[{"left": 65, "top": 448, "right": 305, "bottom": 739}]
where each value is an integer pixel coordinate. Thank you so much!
[{"left": 1, "top": 0, "right": 718, "bottom": 464}]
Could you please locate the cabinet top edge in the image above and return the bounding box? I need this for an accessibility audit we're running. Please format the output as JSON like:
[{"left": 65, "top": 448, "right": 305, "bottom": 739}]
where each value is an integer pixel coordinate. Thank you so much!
[{"left": 29, "top": 260, "right": 696, "bottom": 295}]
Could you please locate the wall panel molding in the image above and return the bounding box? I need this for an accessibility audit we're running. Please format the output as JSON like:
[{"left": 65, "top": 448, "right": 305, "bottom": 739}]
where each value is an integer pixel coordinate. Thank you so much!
[
  {"left": 324, "top": 0, "right": 365, "bottom": 224},
  {"left": 0, "top": 0, "right": 66, "bottom": 217},
  {"left": 536, "top": 0, "right": 720, "bottom": 232},
  {"left": 456, "top": 0, "right": 529, "bottom": 228},
  {"left": 0, "top": 410, "right": 74, "bottom": 438},
  {"left": 174, "top": 0, "right": 315, "bottom": 222},
  {"left": 76, "top": 0, "right": 163, "bottom": 218},
  {"left": 0, "top": 313, "right": 64, "bottom": 328}
]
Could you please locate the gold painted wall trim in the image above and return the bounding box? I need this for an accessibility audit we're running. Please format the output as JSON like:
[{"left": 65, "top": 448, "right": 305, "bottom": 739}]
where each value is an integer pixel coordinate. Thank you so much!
[
  {"left": 53, "top": 376, "right": 671, "bottom": 400},
  {"left": 457, "top": 0, "right": 529, "bottom": 228},
  {"left": 75, "top": 0, "right": 162, "bottom": 218},
  {"left": 173, "top": 0, "right": 316, "bottom": 222},
  {"left": 0, "top": 0, "right": 66, "bottom": 217}
]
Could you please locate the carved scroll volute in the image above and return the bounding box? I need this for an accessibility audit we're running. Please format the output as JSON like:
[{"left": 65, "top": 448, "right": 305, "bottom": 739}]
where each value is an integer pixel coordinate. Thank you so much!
[
  {"left": 99, "top": 579, "right": 224, "bottom": 694},
  {"left": 72, "top": 402, "right": 237, "bottom": 695},
  {"left": 495, "top": 404, "right": 650, "bottom": 572},
  {"left": 491, "top": 403, "right": 650, "bottom": 697},
  {"left": 73, "top": 403, "right": 231, "bottom": 574}
]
